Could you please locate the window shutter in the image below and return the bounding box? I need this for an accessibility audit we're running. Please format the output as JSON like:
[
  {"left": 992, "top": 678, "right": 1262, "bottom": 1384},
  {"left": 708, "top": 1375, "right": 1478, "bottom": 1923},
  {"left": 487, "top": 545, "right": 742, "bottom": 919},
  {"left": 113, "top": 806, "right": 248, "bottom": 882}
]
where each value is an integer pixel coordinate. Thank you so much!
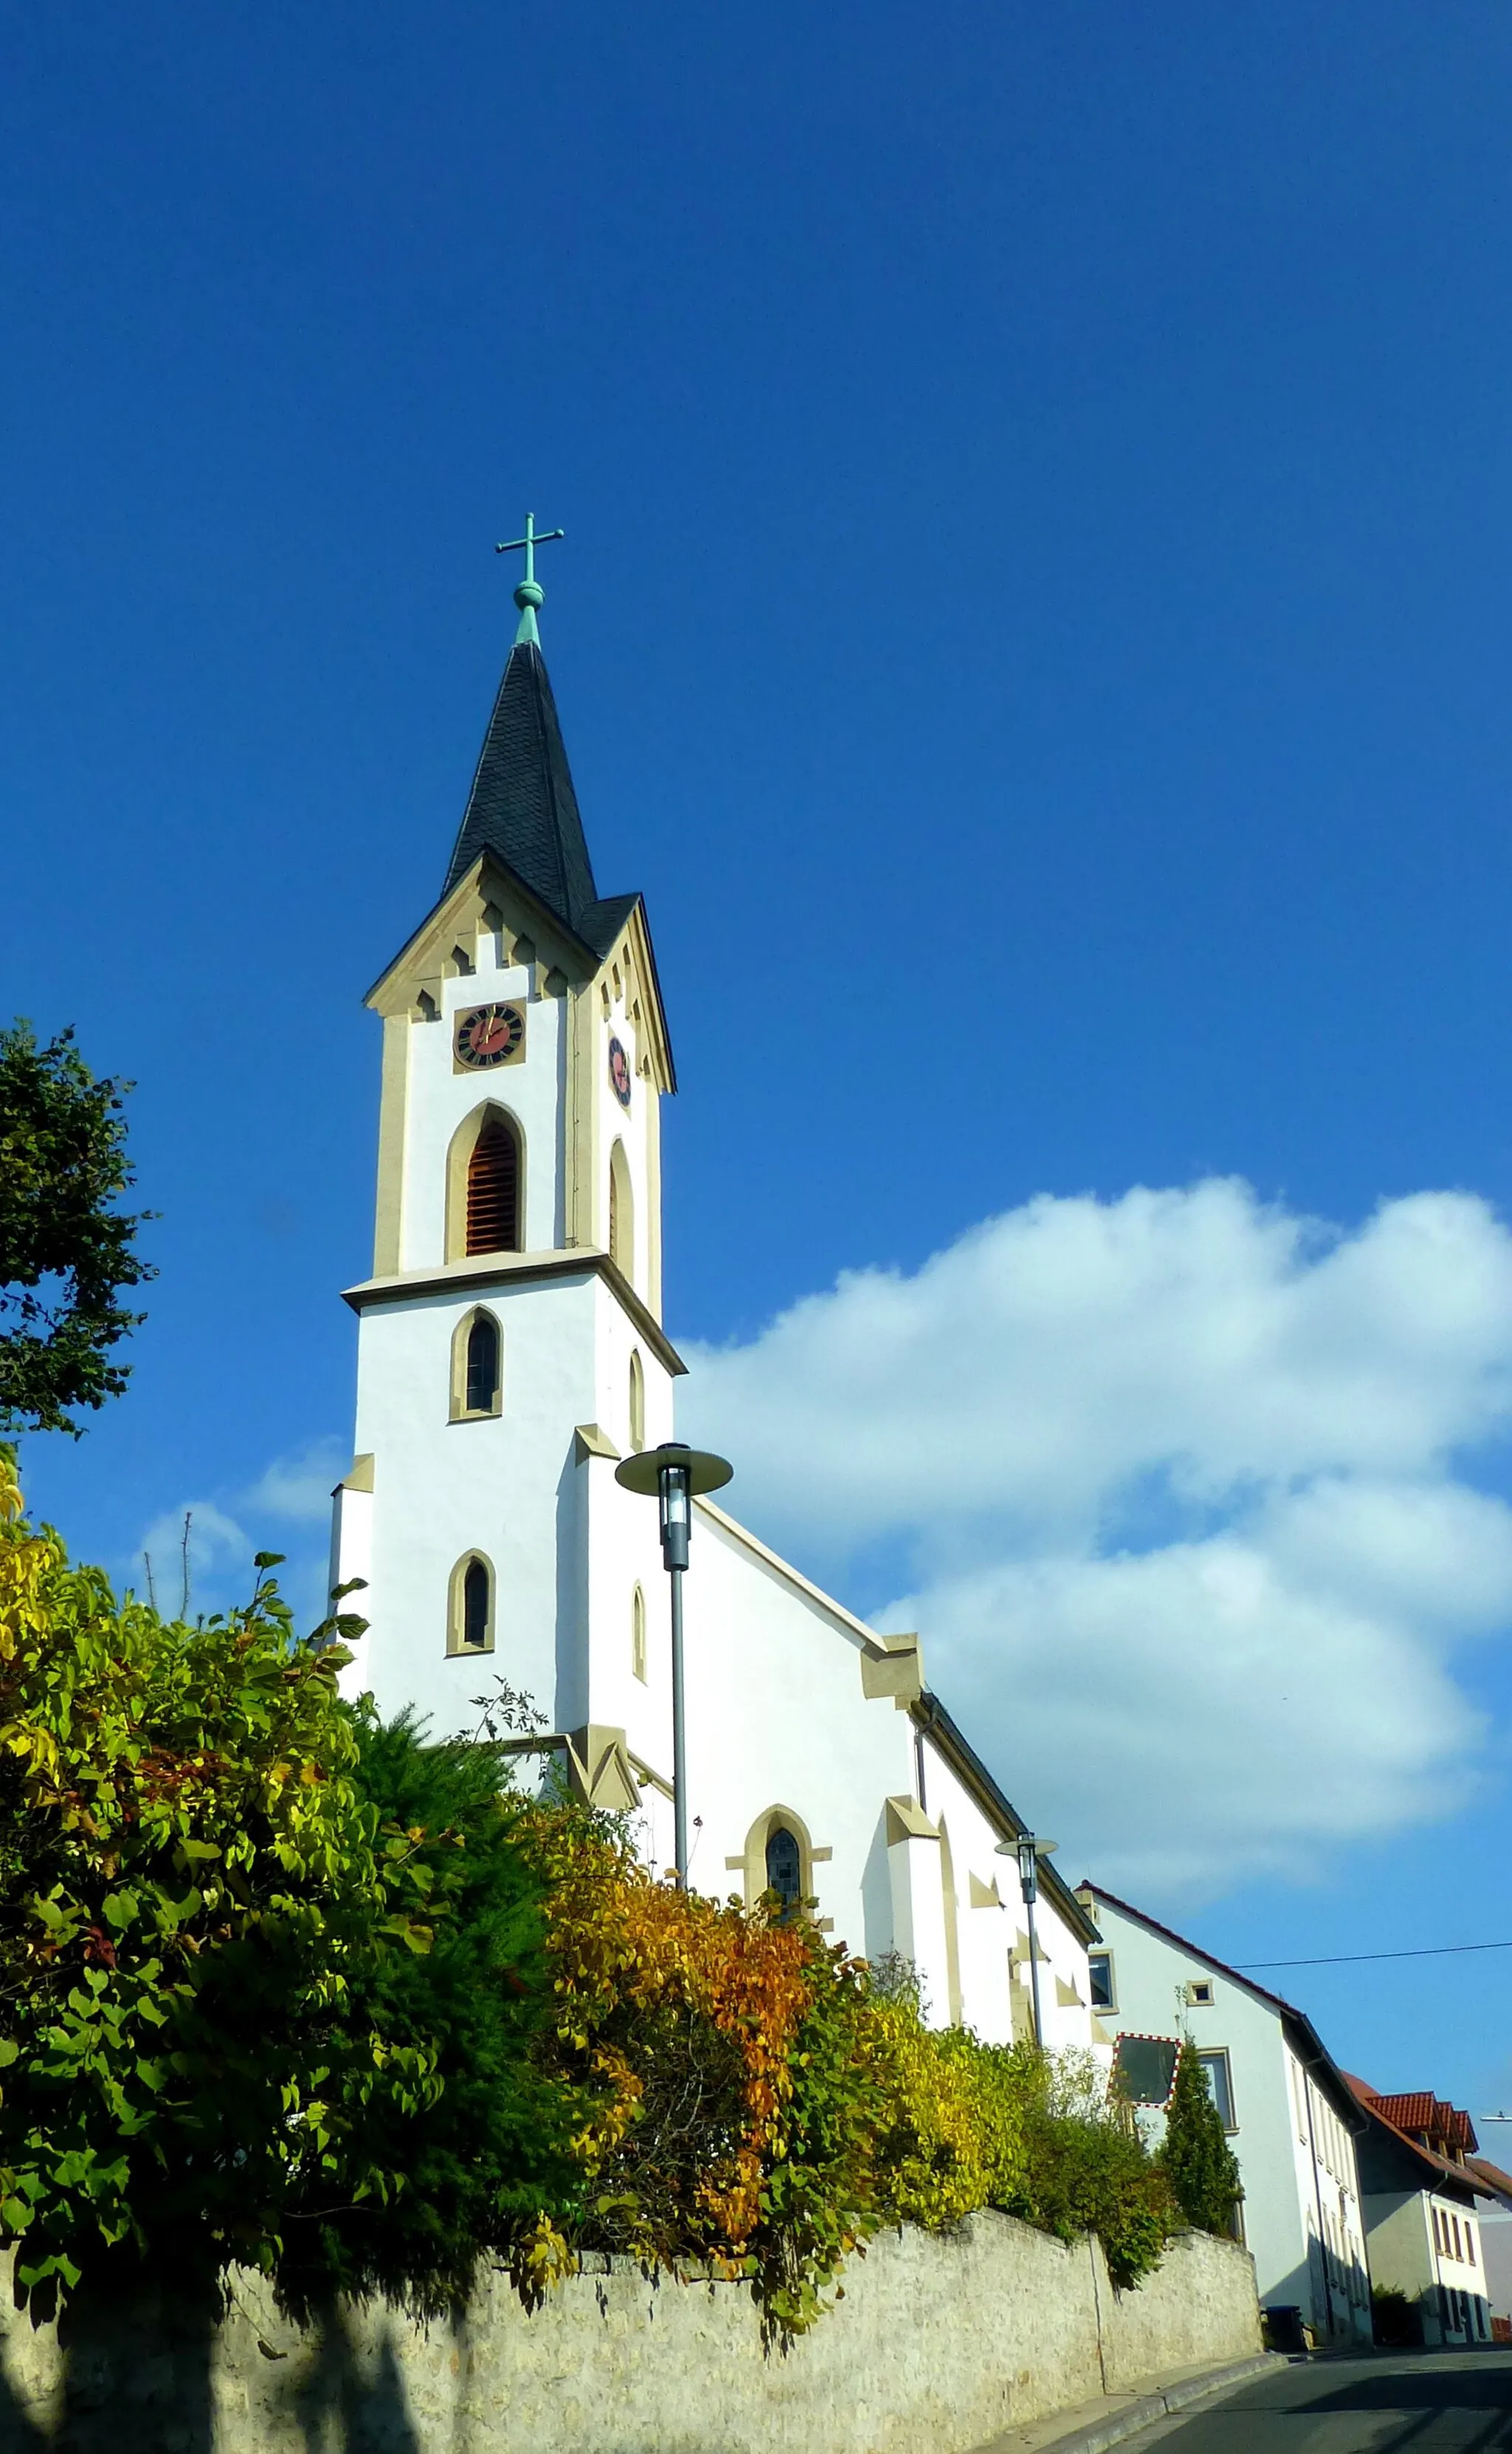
[{"left": 467, "top": 1120, "right": 520, "bottom": 1254}]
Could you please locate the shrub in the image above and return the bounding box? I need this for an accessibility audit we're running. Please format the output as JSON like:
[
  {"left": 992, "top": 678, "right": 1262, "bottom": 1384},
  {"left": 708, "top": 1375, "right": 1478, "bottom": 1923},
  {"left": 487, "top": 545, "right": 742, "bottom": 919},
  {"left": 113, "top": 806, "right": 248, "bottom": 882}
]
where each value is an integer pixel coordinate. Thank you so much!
[
  {"left": 0, "top": 1463, "right": 574, "bottom": 2321},
  {"left": 515, "top": 1803, "right": 873, "bottom": 2334},
  {"left": 865, "top": 1967, "right": 1025, "bottom": 2230},
  {"left": 1006, "top": 2047, "right": 1175, "bottom": 2287}
]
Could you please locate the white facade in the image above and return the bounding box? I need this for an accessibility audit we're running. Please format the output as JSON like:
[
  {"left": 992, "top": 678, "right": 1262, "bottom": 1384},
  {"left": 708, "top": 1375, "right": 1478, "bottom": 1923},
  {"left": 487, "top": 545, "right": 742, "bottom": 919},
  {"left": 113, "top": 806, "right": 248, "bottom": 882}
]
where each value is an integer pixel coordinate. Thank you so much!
[
  {"left": 329, "top": 621, "right": 1103, "bottom": 2043},
  {"left": 1358, "top": 2181, "right": 1493, "bottom": 2345},
  {"left": 1081, "top": 1888, "right": 1372, "bottom": 2345}
]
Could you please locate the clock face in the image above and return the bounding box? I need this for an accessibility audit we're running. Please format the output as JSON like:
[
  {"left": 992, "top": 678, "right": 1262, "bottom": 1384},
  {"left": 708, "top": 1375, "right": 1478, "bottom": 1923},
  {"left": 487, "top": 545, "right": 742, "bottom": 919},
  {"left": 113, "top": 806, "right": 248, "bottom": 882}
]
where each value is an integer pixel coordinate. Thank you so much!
[
  {"left": 454, "top": 1002, "right": 526, "bottom": 1071},
  {"left": 608, "top": 1034, "right": 633, "bottom": 1108}
]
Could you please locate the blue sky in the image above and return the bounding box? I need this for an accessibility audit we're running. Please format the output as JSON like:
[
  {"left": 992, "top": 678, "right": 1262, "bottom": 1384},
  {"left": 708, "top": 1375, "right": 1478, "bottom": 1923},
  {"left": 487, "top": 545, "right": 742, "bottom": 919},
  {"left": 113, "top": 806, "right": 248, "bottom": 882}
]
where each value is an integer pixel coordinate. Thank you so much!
[{"left": 4, "top": 4, "right": 1512, "bottom": 2123}]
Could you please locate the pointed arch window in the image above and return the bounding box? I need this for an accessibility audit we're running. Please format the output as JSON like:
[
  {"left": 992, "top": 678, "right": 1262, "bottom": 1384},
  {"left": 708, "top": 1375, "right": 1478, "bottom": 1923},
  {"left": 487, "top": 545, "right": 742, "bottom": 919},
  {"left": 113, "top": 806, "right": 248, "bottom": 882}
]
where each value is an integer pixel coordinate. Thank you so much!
[
  {"left": 447, "top": 1552, "right": 495, "bottom": 1656},
  {"left": 608, "top": 1139, "right": 633, "bottom": 1282},
  {"left": 467, "top": 1117, "right": 520, "bottom": 1255},
  {"left": 628, "top": 1349, "right": 645, "bottom": 1453},
  {"left": 466, "top": 1312, "right": 500, "bottom": 1413},
  {"left": 449, "top": 1307, "right": 503, "bottom": 1421},
  {"left": 765, "top": 1825, "right": 803, "bottom": 1919}
]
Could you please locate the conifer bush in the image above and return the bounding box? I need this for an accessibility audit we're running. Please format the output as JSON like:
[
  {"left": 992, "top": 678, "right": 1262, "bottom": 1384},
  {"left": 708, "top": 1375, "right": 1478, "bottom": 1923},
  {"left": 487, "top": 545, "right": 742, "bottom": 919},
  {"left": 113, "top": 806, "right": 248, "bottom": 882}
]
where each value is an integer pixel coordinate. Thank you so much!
[{"left": 1156, "top": 2040, "right": 1242, "bottom": 2240}]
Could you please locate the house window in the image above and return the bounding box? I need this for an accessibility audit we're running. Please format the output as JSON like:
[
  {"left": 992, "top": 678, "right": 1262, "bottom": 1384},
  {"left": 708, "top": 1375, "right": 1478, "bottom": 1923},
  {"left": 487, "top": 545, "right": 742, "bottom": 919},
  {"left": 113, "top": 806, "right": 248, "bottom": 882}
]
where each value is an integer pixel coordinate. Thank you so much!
[
  {"left": 1432, "top": 2206, "right": 1443, "bottom": 2255},
  {"left": 447, "top": 1553, "right": 495, "bottom": 1656},
  {"left": 631, "top": 1583, "right": 647, "bottom": 1682},
  {"left": 765, "top": 1824, "right": 803, "bottom": 1918},
  {"left": 1088, "top": 1951, "right": 1116, "bottom": 2012},
  {"left": 1187, "top": 1978, "right": 1214, "bottom": 2006},
  {"left": 1112, "top": 2035, "right": 1180, "bottom": 2107},
  {"left": 629, "top": 1348, "right": 645, "bottom": 1453},
  {"left": 467, "top": 1117, "right": 520, "bottom": 1255},
  {"left": 1452, "top": 2215, "right": 1463, "bottom": 2261},
  {"left": 1197, "top": 2048, "right": 1237, "bottom": 2131},
  {"left": 466, "top": 1312, "right": 501, "bottom": 1413},
  {"left": 1466, "top": 2220, "right": 1478, "bottom": 2265}
]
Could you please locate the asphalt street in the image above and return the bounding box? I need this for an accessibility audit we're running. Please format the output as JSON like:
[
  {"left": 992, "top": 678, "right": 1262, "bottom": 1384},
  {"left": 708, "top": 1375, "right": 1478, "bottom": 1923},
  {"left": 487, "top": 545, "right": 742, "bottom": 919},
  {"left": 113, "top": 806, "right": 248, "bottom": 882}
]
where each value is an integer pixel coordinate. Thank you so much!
[{"left": 1118, "top": 2351, "right": 1512, "bottom": 2451}]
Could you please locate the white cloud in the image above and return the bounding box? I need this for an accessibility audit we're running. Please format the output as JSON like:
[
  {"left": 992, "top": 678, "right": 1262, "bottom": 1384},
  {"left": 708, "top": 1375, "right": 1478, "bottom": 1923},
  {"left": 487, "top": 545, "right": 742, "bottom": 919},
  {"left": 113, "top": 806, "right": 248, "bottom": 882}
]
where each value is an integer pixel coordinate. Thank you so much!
[
  {"left": 238, "top": 1439, "right": 348, "bottom": 1526},
  {"left": 678, "top": 1180, "right": 1512, "bottom": 1902}
]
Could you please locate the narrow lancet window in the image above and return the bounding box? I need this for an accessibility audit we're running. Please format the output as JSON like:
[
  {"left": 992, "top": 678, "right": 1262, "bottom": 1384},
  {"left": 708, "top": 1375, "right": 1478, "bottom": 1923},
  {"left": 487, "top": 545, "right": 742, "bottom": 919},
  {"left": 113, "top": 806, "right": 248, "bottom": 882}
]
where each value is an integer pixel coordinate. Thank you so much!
[
  {"left": 466, "top": 1312, "right": 501, "bottom": 1413},
  {"left": 467, "top": 1117, "right": 520, "bottom": 1255},
  {"left": 462, "top": 1558, "right": 490, "bottom": 1652},
  {"left": 632, "top": 1583, "right": 647, "bottom": 1682},
  {"left": 765, "top": 1825, "right": 803, "bottom": 1918},
  {"left": 629, "top": 1349, "right": 645, "bottom": 1452},
  {"left": 608, "top": 1139, "right": 633, "bottom": 1281}
]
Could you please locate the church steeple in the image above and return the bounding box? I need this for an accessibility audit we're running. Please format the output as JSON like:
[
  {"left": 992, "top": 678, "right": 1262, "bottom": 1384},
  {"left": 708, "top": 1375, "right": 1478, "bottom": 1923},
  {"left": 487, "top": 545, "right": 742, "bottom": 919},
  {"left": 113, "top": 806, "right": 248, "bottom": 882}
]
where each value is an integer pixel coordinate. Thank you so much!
[{"left": 441, "top": 515, "right": 603, "bottom": 930}]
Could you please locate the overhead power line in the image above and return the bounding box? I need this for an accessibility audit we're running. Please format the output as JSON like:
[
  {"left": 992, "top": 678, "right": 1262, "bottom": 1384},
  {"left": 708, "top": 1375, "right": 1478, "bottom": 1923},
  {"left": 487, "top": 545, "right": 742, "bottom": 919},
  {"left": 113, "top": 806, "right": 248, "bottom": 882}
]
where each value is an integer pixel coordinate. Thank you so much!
[{"left": 1238, "top": 1939, "right": 1512, "bottom": 1970}]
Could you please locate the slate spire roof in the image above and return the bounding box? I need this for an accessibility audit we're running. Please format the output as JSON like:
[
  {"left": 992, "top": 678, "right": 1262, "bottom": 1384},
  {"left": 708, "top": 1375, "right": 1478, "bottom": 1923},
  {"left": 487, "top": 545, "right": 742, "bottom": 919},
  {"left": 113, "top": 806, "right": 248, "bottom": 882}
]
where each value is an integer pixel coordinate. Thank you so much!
[{"left": 442, "top": 632, "right": 607, "bottom": 935}]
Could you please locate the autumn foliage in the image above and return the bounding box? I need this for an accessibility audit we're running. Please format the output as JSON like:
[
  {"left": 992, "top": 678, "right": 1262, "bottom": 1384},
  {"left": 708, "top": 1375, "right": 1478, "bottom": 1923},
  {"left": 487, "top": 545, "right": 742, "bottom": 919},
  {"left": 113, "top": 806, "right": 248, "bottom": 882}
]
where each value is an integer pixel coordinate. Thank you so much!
[{"left": 514, "top": 1803, "right": 880, "bottom": 2333}]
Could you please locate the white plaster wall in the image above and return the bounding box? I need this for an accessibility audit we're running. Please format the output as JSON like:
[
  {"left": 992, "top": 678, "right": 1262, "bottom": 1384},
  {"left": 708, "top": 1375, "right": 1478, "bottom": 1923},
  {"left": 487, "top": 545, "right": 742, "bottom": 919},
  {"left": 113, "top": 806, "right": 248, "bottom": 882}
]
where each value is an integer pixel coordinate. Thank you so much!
[
  {"left": 916, "top": 1741, "right": 1095, "bottom": 2051},
  {"left": 1427, "top": 2190, "right": 1492, "bottom": 2338},
  {"left": 667, "top": 1508, "right": 917, "bottom": 1953},
  {"left": 1288, "top": 2054, "right": 1371, "bottom": 2340},
  {"left": 401, "top": 956, "right": 568, "bottom": 1269},
  {"left": 347, "top": 1274, "right": 602, "bottom": 1734},
  {"left": 1086, "top": 1896, "right": 1368, "bottom": 2337},
  {"left": 595, "top": 974, "right": 656, "bottom": 1305}
]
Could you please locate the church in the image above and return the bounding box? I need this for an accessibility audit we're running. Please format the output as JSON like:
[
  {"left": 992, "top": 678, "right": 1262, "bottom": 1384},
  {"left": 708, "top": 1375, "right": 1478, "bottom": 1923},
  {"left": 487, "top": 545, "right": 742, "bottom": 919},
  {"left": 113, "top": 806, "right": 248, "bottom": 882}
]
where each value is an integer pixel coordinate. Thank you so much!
[{"left": 328, "top": 529, "right": 1102, "bottom": 2052}]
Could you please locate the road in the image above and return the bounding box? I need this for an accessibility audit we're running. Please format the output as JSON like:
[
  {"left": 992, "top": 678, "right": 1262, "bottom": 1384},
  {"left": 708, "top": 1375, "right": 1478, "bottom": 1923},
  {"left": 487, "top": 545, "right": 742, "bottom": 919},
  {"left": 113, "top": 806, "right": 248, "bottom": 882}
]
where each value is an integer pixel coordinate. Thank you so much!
[{"left": 1120, "top": 2351, "right": 1512, "bottom": 2451}]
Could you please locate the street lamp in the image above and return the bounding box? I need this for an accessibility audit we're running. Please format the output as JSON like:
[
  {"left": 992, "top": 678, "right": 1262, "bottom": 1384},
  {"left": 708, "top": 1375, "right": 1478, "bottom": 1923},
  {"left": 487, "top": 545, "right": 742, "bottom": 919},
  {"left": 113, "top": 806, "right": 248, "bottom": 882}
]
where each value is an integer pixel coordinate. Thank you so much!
[
  {"left": 997, "top": 1832, "right": 1058, "bottom": 2046},
  {"left": 614, "top": 1439, "right": 732, "bottom": 1887}
]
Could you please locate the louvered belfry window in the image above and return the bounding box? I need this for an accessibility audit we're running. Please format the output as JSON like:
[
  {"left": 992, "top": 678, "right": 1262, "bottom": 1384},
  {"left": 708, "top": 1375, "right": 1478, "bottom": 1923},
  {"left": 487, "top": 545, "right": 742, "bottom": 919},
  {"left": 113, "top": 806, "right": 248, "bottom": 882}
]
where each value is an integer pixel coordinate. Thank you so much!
[{"left": 466, "top": 1118, "right": 520, "bottom": 1255}]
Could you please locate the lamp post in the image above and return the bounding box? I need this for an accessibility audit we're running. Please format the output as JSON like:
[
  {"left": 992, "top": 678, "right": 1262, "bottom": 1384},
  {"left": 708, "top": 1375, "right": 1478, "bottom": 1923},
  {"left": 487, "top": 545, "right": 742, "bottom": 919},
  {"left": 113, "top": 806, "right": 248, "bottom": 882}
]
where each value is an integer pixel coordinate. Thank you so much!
[
  {"left": 614, "top": 1439, "right": 732, "bottom": 1887},
  {"left": 997, "top": 1832, "right": 1057, "bottom": 2046}
]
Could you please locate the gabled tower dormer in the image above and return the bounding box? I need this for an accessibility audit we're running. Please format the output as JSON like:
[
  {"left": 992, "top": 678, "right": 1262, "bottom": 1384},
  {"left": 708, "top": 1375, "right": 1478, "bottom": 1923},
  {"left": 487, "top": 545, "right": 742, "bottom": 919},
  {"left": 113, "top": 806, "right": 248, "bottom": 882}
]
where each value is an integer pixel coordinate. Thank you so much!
[{"left": 330, "top": 534, "right": 684, "bottom": 1772}]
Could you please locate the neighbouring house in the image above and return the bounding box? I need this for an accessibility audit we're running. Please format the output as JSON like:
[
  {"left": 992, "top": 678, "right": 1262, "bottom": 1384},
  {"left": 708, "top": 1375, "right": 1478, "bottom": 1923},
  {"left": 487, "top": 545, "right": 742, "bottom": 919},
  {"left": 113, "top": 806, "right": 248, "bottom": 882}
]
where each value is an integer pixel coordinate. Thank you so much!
[
  {"left": 326, "top": 555, "right": 1102, "bottom": 2049},
  {"left": 1347, "top": 2078, "right": 1500, "bottom": 2346},
  {"left": 1466, "top": 2153, "right": 1512, "bottom": 2334},
  {"left": 1077, "top": 1885, "right": 1372, "bottom": 2347}
]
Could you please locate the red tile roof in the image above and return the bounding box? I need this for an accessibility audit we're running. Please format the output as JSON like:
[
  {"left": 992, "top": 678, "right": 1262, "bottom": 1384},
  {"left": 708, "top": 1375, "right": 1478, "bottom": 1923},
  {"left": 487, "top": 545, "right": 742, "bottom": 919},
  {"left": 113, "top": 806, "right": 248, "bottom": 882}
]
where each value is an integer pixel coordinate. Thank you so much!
[
  {"left": 1346, "top": 2074, "right": 1496, "bottom": 2198},
  {"left": 1364, "top": 2091, "right": 1478, "bottom": 2156}
]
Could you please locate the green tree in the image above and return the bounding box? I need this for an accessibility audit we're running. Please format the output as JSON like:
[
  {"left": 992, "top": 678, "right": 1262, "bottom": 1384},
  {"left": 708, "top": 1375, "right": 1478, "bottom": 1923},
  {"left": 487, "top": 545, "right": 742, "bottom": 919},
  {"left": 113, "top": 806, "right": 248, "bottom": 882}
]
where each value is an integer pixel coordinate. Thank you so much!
[
  {"left": 275, "top": 1704, "right": 579, "bottom": 2320},
  {"left": 1158, "top": 2041, "right": 1243, "bottom": 2237},
  {"left": 0, "top": 1021, "right": 154, "bottom": 1436},
  {"left": 0, "top": 1460, "right": 572, "bottom": 2320}
]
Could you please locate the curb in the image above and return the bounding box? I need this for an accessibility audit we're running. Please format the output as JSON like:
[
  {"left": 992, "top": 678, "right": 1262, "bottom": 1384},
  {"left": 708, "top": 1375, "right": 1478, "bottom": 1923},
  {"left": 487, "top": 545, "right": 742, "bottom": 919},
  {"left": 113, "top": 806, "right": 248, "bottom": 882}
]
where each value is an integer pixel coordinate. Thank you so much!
[{"left": 1000, "top": 2351, "right": 1285, "bottom": 2454}]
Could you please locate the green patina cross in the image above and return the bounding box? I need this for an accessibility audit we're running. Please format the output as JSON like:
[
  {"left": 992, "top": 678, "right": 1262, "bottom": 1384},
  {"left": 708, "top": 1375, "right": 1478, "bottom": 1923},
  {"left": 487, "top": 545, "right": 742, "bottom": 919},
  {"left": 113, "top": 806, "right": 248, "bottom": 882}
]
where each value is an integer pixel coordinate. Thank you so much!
[
  {"left": 495, "top": 513, "right": 565, "bottom": 644},
  {"left": 495, "top": 513, "right": 565, "bottom": 592}
]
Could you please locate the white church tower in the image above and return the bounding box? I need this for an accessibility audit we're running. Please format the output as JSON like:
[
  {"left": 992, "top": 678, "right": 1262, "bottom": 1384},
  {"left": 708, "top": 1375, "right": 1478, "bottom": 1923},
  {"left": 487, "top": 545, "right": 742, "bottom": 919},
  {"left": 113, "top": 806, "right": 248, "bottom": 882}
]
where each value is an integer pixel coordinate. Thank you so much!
[
  {"left": 330, "top": 529, "right": 1105, "bottom": 2040},
  {"left": 330, "top": 524, "right": 681, "bottom": 1845}
]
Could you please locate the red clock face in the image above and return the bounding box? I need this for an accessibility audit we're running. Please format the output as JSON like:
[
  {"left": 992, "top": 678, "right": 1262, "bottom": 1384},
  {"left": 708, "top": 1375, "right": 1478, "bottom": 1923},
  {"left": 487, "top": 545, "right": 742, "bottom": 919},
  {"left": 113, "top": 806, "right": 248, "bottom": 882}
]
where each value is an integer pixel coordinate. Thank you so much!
[
  {"left": 455, "top": 1002, "right": 525, "bottom": 1069},
  {"left": 608, "top": 1035, "right": 632, "bottom": 1108}
]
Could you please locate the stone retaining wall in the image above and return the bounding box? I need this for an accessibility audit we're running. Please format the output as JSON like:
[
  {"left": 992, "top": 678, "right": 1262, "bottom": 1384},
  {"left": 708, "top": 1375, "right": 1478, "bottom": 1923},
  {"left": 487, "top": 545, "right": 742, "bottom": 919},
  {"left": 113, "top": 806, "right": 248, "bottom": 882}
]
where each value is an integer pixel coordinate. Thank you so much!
[{"left": 0, "top": 2219, "right": 1261, "bottom": 2453}]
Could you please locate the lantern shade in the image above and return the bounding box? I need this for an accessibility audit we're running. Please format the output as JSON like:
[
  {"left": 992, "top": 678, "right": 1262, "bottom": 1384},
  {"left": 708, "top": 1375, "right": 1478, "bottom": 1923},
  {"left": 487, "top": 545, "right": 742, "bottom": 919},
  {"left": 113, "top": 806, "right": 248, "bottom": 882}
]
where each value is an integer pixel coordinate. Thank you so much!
[{"left": 615, "top": 1442, "right": 733, "bottom": 1499}]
